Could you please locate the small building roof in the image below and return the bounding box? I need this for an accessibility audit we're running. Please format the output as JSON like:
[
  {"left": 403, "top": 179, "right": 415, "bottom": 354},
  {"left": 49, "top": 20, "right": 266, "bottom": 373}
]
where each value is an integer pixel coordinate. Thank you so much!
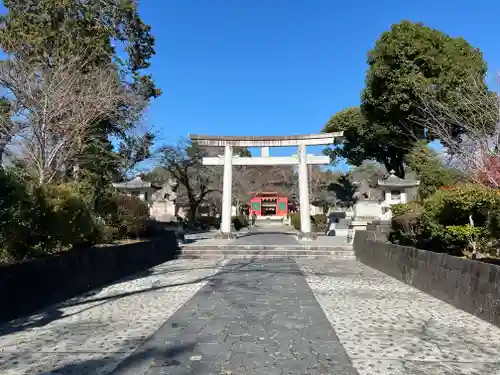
[
  {"left": 112, "top": 176, "right": 162, "bottom": 190},
  {"left": 377, "top": 171, "right": 420, "bottom": 189}
]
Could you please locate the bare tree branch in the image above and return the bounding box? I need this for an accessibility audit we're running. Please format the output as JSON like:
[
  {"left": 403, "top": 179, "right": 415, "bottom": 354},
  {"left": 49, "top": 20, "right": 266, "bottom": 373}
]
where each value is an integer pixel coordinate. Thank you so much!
[
  {"left": 415, "top": 74, "right": 500, "bottom": 187},
  {"left": 0, "top": 47, "right": 143, "bottom": 183}
]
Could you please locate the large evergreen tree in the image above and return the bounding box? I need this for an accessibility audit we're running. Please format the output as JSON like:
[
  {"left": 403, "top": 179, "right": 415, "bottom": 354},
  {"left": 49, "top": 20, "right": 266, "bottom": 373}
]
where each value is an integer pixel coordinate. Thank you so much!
[{"left": 325, "top": 21, "right": 488, "bottom": 177}]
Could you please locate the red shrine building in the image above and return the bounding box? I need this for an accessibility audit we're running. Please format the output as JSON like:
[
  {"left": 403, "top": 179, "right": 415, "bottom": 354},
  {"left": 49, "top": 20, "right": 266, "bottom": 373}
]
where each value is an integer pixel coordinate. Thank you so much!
[{"left": 249, "top": 192, "right": 289, "bottom": 217}]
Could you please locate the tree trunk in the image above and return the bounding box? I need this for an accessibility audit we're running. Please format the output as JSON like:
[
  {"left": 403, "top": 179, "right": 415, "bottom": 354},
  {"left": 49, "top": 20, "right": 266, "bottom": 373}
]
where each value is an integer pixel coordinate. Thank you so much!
[{"left": 188, "top": 201, "right": 198, "bottom": 223}]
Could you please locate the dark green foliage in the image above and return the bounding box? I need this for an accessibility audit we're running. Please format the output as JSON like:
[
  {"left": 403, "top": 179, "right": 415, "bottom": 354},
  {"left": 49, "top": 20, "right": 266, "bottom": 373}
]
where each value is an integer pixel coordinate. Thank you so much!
[
  {"left": 39, "top": 183, "right": 100, "bottom": 250},
  {"left": 0, "top": 0, "right": 159, "bottom": 97},
  {"left": 0, "top": 171, "right": 154, "bottom": 262},
  {"left": 231, "top": 215, "right": 248, "bottom": 231},
  {"left": 391, "top": 202, "right": 423, "bottom": 217},
  {"left": 390, "top": 184, "right": 500, "bottom": 257},
  {"left": 328, "top": 174, "right": 357, "bottom": 207},
  {"left": 0, "top": 171, "right": 37, "bottom": 261},
  {"left": 362, "top": 21, "right": 487, "bottom": 175},
  {"left": 290, "top": 213, "right": 301, "bottom": 230},
  {"left": 0, "top": 1, "right": 160, "bottom": 262},
  {"left": 195, "top": 216, "right": 220, "bottom": 230},
  {"left": 0, "top": 176, "right": 102, "bottom": 261},
  {"left": 323, "top": 107, "right": 368, "bottom": 167},
  {"left": 312, "top": 214, "right": 327, "bottom": 232},
  {"left": 324, "top": 21, "right": 488, "bottom": 177},
  {"left": 111, "top": 194, "right": 150, "bottom": 239}
]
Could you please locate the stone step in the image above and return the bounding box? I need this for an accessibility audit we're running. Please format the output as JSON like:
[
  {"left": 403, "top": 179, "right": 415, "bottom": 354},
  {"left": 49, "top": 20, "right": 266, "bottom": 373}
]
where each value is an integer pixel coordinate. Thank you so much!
[
  {"left": 181, "top": 244, "right": 352, "bottom": 251},
  {"left": 178, "top": 248, "right": 355, "bottom": 260},
  {"left": 179, "top": 254, "right": 355, "bottom": 260}
]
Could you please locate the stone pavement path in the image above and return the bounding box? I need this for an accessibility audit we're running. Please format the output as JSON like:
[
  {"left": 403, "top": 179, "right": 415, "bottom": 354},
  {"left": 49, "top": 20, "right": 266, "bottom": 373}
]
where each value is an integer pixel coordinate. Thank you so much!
[
  {"left": 123, "top": 259, "right": 357, "bottom": 375},
  {"left": 299, "top": 259, "right": 500, "bottom": 374},
  {"left": 1, "top": 257, "right": 500, "bottom": 374}
]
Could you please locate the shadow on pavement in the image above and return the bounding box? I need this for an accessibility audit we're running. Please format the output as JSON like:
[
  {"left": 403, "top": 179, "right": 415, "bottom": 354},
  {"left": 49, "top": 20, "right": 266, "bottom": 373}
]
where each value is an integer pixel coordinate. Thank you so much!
[
  {"left": 0, "top": 258, "right": 358, "bottom": 338},
  {"left": 37, "top": 342, "right": 197, "bottom": 375}
]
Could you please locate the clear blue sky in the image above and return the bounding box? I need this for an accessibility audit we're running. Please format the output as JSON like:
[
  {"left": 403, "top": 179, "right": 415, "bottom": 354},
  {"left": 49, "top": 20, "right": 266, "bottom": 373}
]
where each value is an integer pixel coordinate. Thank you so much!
[{"left": 140, "top": 0, "right": 500, "bottom": 163}]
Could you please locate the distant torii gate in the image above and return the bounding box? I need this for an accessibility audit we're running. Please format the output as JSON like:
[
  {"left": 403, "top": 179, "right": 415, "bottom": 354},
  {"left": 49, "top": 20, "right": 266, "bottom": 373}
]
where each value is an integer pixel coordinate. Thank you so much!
[{"left": 189, "top": 133, "right": 342, "bottom": 240}]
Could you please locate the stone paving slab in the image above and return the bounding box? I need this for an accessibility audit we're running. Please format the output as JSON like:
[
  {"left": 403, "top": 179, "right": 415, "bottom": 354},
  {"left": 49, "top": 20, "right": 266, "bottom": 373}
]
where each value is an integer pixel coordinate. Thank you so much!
[
  {"left": 115, "top": 259, "right": 358, "bottom": 375},
  {"left": 298, "top": 259, "right": 500, "bottom": 375},
  {"left": 0, "top": 258, "right": 230, "bottom": 375}
]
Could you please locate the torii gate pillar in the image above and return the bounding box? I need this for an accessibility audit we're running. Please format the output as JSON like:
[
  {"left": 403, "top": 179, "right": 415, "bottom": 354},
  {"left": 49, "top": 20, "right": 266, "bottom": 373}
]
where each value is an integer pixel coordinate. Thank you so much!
[{"left": 190, "top": 133, "right": 343, "bottom": 240}]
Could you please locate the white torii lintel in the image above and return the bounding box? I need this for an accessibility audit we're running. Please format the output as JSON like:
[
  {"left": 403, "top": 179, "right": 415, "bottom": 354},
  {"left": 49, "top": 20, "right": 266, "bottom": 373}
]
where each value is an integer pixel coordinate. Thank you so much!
[
  {"left": 202, "top": 155, "right": 330, "bottom": 166},
  {"left": 189, "top": 133, "right": 343, "bottom": 239},
  {"left": 189, "top": 133, "right": 341, "bottom": 147}
]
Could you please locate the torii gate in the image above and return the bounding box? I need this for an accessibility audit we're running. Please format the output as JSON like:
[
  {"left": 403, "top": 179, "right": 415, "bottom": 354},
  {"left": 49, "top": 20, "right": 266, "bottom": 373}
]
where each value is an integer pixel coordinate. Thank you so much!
[{"left": 189, "top": 133, "right": 342, "bottom": 240}]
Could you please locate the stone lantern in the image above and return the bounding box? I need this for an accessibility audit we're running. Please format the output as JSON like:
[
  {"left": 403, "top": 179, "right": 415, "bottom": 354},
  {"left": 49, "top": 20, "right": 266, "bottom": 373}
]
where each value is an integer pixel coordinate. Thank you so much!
[
  {"left": 112, "top": 176, "right": 162, "bottom": 204},
  {"left": 377, "top": 171, "right": 420, "bottom": 220}
]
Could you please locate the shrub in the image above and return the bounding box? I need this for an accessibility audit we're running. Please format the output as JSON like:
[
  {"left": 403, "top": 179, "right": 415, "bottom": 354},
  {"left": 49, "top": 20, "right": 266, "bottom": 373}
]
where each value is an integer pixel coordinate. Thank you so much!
[
  {"left": 391, "top": 201, "right": 423, "bottom": 217},
  {"left": 312, "top": 214, "right": 327, "bottom": 232},
  {"left": 232, "top": 216, "right": 242, "bottom": 231},
  {"left": 390, "top": 183, "right": 500, "bottom": 256},
  {"left": 0, "top": 178, "right": 102, "bottom": 262},
  {"left": 111, "top": 194, "right": 150, "bottom": 238},
  {"left": 40, "top": 183, "right": 101, "bottom": 250},
  {"left": 390, "top": 211, "right": 422, "bottom": 246},
  {"left": 238, "top": 215, "right": 248, "bottom": 228},
  {"left": 442, "top": 225, "right": 488, "bottom": 257},
  {"left": 196, "top": 216, "right": 220, "bottom": 229},
  {"left": 290, "top": 212, "right": 301, "bottom": 230},
  {"left": 312, "top": 214, "right": 327, "bottom": 225},
  {"left": 231, "top": 215, "right": 248, "bottom": 231}
]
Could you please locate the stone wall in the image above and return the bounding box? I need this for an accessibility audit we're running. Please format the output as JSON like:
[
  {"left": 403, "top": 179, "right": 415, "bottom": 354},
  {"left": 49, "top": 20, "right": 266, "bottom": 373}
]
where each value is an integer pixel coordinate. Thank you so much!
[
  {"left": 354, "top": 230, "right": 500, "bottom": 327},
  {"left": 0, "top": 231, "right": 179, "bottom": 324}
]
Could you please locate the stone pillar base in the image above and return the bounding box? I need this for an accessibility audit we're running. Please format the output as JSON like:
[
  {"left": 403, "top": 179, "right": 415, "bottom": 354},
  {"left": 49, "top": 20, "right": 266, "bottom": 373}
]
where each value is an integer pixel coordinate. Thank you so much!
[
  {"left": 297, "top": 232, "right": 318, "bottom": 241},
  {"left": 215, "top": 231, "right": 237, "bottom": 240}
]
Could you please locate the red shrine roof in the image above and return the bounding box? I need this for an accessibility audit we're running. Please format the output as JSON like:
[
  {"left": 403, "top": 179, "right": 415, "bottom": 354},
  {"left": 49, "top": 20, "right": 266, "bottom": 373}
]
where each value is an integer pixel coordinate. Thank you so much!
[{"left": 250, "top": 192, "right": 283, "bottom": 197}]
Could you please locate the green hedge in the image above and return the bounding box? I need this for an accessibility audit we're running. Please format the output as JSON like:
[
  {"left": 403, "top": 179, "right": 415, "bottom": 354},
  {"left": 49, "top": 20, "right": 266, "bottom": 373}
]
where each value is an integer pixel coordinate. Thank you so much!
[{"left": 390, "top": 184, "right": 500, "bottom": 257}]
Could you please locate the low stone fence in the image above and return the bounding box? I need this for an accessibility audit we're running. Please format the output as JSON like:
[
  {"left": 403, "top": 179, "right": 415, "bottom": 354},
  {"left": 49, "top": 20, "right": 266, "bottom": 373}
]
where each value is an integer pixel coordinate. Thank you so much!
[
  {"left": 0, "top": 231, "right": 179, "bottom": 324},
  {"left": 354, "top": 230, "right": 500, "bottom": 327}
]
